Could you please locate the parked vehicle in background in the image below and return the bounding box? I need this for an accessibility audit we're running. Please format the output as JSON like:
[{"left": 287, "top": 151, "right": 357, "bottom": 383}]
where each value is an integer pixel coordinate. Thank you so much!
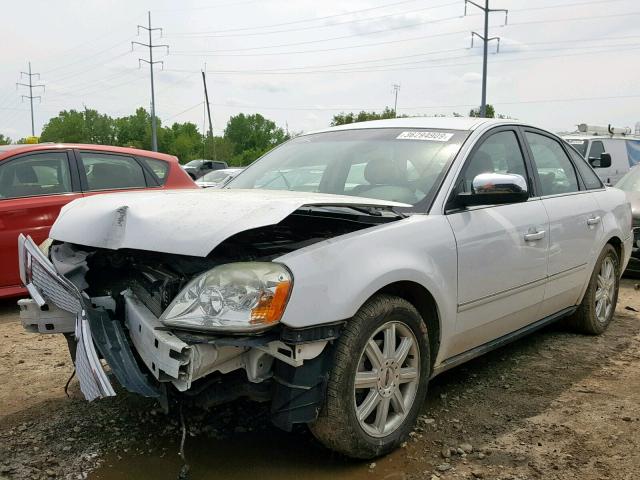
[
  {"left": 562, "top": 123, "right": 640, "bottom": 185},
  {"left": 19, "top": 117, "right": 632, "bottom": 459},
  {"left": 615, "top": 166, "right": 640, "bottom": 276},
  {"left": 182, "top": 159, "right": 228, "bottom": 179},
  {"left": 0, "top": 143, "right": 196, "bottom": 298},
  {"left": 196, "top": 168, "right": 243, "bottom": 188}
]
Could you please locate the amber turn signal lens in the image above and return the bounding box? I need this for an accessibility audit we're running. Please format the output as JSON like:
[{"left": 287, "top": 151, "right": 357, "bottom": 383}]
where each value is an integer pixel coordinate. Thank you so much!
[{"left": 250, "top": 280, "right": 291, "bottom": 325}]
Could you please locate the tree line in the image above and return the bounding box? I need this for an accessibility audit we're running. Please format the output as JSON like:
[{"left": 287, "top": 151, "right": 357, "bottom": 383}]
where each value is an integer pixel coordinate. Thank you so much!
[
  {"left": 0, "top": 104, "right": 504, "bottom": 163},
  {"left": 1, "top": 108, "right": 289, "bottom": 167}
]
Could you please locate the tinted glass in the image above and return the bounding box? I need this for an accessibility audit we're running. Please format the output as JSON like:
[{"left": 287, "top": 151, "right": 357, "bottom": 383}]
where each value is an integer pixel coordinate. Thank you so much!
[
  {"left": 228, "top": 128, "right": 469, "bottom": 205},
  {"left": 568, "top": 148, "right": 603, "bottom": 190},
  {"left": 201, "top": 170, "right": 232, "bottom": 183},
  {"left": 526, "top": 132, "right": 579, "bottom": 195},
  {"left": 461, "top": 130, "right": 527, "bottom": 192},
  {"left": 0, "top": 152, "right": 71, "bottom": 199},
  {"left": 80, "top": 152, "right": 146, "bottom": 190},
  {"left": 141, "top": 157, "right": 168, "bottom": 182},
  {"left": 615, "top": 166, "right": 640, "bottom": 192},
  {"left": 565, "top": 139, "right": 588, "bottom": 156},
  {"left": 588, "top": 141, "right": 605, "bottom": 160}
]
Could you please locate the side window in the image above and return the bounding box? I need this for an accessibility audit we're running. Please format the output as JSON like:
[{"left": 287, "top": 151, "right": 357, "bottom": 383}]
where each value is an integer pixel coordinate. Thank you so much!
[
  {"left": 140, "top": 157, "right": 169, "bottom": 183},
  {"left": 0, "top": 152, "right": 72, "bottom": 200},
  {"left": 461, "top": 130, "right": 528, "bottom": 192},
  {"left": 525, "top": 132, "right": 580, "bottom": 196},
  {"left": 568, "top": 148, "right": 603, "bottom": 190},
  {"left": 588, "top": 141, "right": 605, "bottom": 161},
  {"left": 80, "top": 152, "right": 146, "bottom": 191}
]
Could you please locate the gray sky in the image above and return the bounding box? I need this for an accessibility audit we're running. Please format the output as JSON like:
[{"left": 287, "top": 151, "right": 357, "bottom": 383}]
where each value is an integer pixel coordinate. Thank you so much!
[{"left": 1, "top": 0, "right": 639, "bottom": 140}]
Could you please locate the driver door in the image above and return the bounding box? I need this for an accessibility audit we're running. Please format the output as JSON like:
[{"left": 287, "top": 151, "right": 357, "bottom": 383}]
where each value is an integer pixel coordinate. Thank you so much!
[{"left": 446, "top": 127, "right": 549, "bottom": 355}]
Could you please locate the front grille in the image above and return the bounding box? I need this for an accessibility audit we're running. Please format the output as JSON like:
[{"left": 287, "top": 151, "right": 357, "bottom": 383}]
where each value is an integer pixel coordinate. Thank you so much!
[
  {"left": 30, "top": 260, "right": 82, "bottom": 313},
  {"left": 18, "top": 234, "right": 115, "bottom": 401}
]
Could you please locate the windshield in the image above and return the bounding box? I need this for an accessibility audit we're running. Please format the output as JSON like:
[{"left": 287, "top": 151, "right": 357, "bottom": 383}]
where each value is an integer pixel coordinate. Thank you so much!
[
  {"left": 615, "top": 166, "right": 640, "bottom": 192},
  {"left": 227, "top": 128, "right": 468, "bottom": 205},
  {"left": 201, "top": 170, "right": 233, "bottom": 183},
  {"left": 564, "top": 139, "right": 588, "bottom": 157},
  {"left": 185, "top": 160, "right": 204, "bottom": 167}
]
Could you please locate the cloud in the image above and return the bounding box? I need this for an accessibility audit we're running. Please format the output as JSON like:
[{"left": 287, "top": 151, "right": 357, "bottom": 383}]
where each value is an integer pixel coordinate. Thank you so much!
[{"left": 345, "top": 12, "right": 433, "bottom": 36}]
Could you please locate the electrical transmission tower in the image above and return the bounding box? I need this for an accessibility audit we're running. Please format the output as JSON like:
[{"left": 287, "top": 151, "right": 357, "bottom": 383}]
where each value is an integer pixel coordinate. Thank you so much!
[
  {"left": 16, "top": 62, "right": 45, "bottom": 137},
  {"left": 132, "top": 11, "right": 168, "bottom": 152},
  {"left": 392, "top": 84, "right": 401, "bottom": 118},
  {"left": 464, "top": 1, "right": 508, "bottom": 117}
]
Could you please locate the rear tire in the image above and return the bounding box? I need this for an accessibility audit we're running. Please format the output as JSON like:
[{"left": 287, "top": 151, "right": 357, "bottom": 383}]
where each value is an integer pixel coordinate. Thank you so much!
[
  {"left": 309, "top": 294, "right": 430, "bottom": 459},
  {"left": 567, "top": 244, "right": 620, "bottom": 335}
]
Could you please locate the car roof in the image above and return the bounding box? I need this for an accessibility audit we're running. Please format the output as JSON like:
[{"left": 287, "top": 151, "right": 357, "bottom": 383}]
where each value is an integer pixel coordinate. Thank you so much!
[
  {"left": 305, "top": 116, "right": 519, "bottom": 135},
  {"left": 0, "top": 143, "right": 179, "bottom": 162}
]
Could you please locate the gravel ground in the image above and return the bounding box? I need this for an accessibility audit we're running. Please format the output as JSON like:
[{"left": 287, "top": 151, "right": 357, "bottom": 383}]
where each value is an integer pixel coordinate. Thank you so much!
[{"left": 0, "top": 280, "right": 639, "bottom": 480}]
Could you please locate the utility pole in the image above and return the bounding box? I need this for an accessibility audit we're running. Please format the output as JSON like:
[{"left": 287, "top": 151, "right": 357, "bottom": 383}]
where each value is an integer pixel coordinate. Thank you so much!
[
  {"left": 201, "top": 69, "right": 216, "bottom": 160},
  {"left": 17, "top": 62, "right": 45, "bottom": 137},
  {"left": 392, "top": 84, "right": 401, "bottom": 118},
  {"left": 465, "top": 1, "right": 507, "bottom": 117},
  {"left": 133, "top": 11, "right": 168, "bottom": 152}
]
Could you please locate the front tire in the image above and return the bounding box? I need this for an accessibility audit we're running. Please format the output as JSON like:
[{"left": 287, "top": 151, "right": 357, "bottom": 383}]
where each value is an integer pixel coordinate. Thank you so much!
[
  {"left": 567, "top": 244, "right": 620, "bottom": 335},
  {"left": 309, "top": 294, "right": 430, "bottom": 459}
]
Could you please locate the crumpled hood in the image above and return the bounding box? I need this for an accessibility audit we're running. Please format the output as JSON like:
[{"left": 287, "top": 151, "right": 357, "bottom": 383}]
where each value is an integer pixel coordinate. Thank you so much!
[{"left": 50, "top": 189, "right": 410, "bottom": 257}]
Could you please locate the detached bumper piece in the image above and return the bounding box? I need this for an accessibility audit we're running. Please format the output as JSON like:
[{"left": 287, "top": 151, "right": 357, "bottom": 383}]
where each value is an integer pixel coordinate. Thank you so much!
[{"left": 18, "top": 234, "right": 115, "bottom": 401}]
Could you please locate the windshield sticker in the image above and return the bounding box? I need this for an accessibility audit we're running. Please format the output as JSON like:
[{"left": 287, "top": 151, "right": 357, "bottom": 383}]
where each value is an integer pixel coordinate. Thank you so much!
[
  {"left": 567, "top": 139, "right": 586, "bottom": 144},
  {"left": 396, "top": 131, "right": 454, "bottom": 142}
]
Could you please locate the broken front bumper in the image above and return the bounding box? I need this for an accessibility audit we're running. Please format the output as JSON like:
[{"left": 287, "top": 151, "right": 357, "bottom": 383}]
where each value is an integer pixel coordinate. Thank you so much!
[
  {"left": 18, "top": 234, "right": 115, "bottom": 401},
  {"left": 18, "top": 235, "right": 332, "bottom": 406}
]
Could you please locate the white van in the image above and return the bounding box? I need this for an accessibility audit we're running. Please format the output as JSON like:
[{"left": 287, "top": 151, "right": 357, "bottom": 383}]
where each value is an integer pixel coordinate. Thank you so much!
[{"left": 562, "top": 123, "right": 640, "bottom": 185}]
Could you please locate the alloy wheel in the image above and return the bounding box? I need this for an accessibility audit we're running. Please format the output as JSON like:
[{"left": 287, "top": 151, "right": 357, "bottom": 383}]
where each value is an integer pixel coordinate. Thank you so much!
[
  {"left": 353, "top": 321, "right": 420, "bottom": 438},
  {"left": 595, "top": 255, "right": 616, "bottom": 323}
]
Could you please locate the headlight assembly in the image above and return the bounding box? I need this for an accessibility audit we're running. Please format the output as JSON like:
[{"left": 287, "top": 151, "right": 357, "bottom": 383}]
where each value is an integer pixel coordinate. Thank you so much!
[{"left": 160, "top": 262, "right": 292, "bottom": 332}]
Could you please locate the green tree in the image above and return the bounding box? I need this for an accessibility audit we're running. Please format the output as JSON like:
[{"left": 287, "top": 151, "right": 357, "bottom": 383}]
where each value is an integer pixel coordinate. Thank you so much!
[
  {"left": 114, "top": 108, "right": 152, "bottom": 149},
  {"left": 469, "top": 104, "right": 496, "bottom": 118},
  {"left": 331, "top": 107, "right": 398, "bottom": 126},
  {"left": 40, "top": 109, "right": 115, "bottom": 144},
  {"left": 0, "top": 134, "right": 12, "bottom": 145},
  {"left": 224, "top": 113, "right": 287, "bottom": 165},
  {"left": 40, "top": 110, "right": 87, "bottom": 143}
]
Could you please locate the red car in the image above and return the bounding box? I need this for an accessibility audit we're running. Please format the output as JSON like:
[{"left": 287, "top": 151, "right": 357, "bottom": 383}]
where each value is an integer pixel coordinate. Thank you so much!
[{"left": 0, "top": 143, "right": 196, "bottom": 298}]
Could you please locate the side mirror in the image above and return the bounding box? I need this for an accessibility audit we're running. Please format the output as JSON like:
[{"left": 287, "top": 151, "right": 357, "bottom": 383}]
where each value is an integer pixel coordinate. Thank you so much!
[
  {"left": 456, "top": 173, "right": 529, "bottom": 207},
  {"left": 588, "top": 152, "right": 612, "bottom": 168}
]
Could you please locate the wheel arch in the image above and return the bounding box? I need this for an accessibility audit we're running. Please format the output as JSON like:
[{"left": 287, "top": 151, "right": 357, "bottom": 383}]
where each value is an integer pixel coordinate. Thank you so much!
[
  {"left": 369, "top": 281, "right": 441, "bottom": 370},
  {"left": 606, "top": 235, "right": 623, "bottom": 268}
]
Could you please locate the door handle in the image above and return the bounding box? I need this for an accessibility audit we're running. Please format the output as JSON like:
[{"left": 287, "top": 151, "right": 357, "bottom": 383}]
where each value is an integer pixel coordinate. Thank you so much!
[
  {"left": 524, "top": 230, "right": 546, "bottom": 242},
  {"left": 587, "top": 216, "right": 601, "bottom": 226}
]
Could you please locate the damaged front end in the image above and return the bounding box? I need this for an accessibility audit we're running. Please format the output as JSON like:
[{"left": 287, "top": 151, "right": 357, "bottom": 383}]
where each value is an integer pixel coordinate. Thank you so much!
[{"left": 18, "top": 205, "right": 400, "bottom": 429}]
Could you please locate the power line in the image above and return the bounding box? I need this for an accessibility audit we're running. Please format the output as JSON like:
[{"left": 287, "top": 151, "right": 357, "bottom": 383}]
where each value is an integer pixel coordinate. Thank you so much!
[
  {"left": 167, "top": 1, "right": 460, "bottom": 38},
  {"left": 132, "top": 11, "right": 169, "bottom": 152},
  {"left": 16, "top": 62, "right": 45, "bottom": 136},
  {"left": 163, "top": 0, "right": 427, "bottom": 32}
]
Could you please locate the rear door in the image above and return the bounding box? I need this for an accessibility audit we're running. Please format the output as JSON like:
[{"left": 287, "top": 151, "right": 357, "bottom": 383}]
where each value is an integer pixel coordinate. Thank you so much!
[
  {"left": 523, "top": 129, "right": 602, "bottom": 317},
  {"left": 0, "top": 150, "right": 81, "bottom": 291}
]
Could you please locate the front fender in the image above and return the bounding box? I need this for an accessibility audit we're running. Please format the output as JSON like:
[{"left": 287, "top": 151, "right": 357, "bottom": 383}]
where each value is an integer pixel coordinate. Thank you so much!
[{"left": 277, "top": 215, "right": 458, "bottom": 363}]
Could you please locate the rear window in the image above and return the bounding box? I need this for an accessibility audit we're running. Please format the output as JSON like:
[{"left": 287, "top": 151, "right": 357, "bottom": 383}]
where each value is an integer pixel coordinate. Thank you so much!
[
  {"left": 141, "top": 157, "right": 169, "bottom": 183},
  {"left": 565, "top": 139, "right": 588, "bottom": 157}
]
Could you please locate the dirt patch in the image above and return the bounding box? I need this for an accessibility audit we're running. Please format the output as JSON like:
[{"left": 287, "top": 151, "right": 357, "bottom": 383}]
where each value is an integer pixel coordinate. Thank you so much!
[{"left": 0, "top": 281, "right": 639, "bottom": 480}]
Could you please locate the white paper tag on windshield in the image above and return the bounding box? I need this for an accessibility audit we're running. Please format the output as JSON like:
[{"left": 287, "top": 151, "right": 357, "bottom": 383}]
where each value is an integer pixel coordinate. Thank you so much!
[
  {"left": 396, "top": 131, "right": 454, "bottom": 142},
  {"left": 567, "top": 139, "right": 585, "bottom": 144}
]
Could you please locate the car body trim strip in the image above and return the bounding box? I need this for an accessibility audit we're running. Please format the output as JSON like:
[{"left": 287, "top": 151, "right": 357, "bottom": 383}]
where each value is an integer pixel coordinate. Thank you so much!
[{"left": 433, "top": 306, "right": 576, "bottom": 377}]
